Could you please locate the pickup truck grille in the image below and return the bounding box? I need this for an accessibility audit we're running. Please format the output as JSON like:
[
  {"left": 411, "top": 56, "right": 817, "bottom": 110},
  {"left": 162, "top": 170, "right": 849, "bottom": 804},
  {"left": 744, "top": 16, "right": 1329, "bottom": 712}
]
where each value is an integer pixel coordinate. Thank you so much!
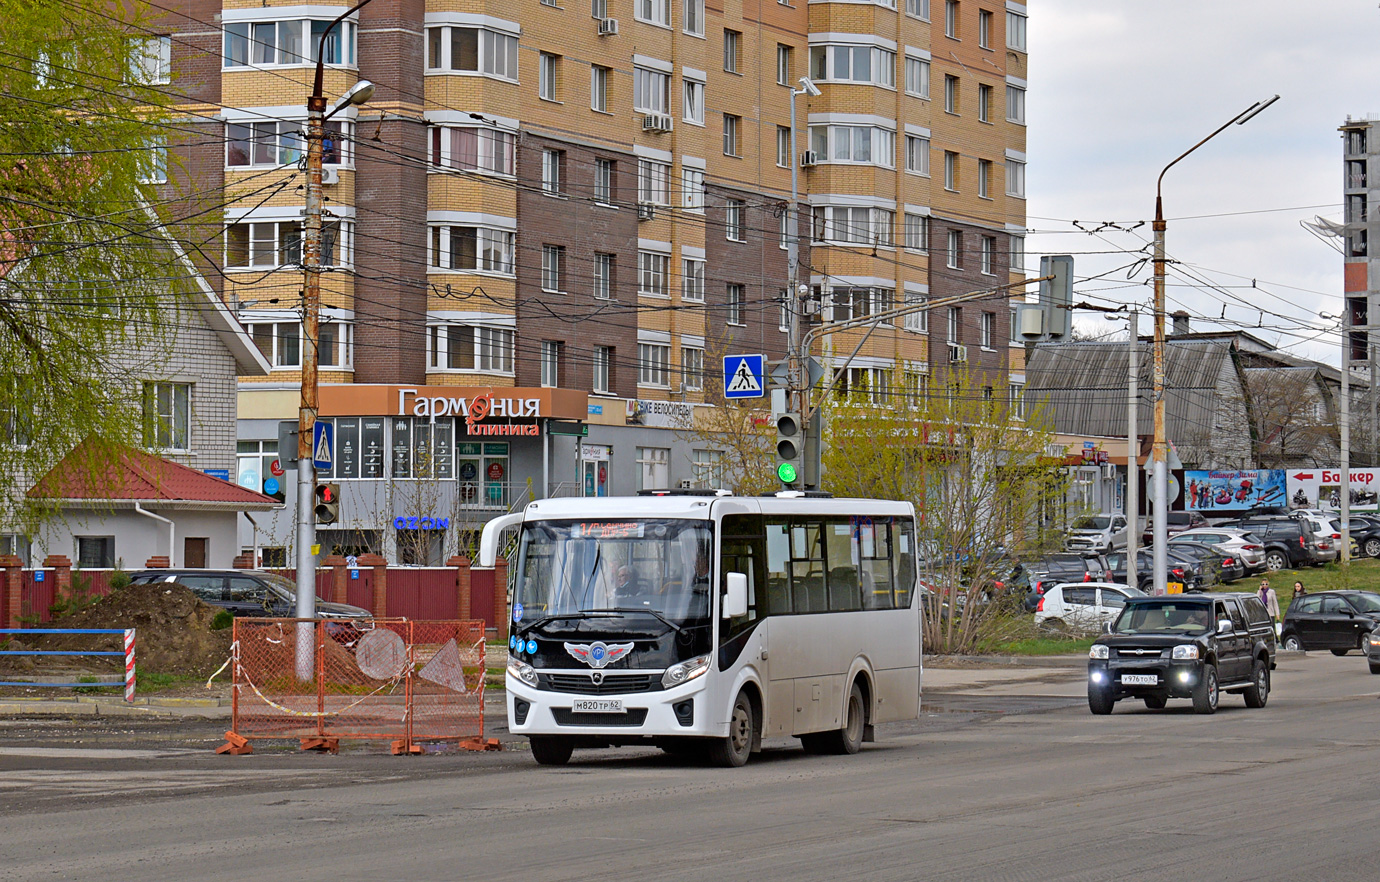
[{"left": 1114, "top": 647, "right": 1167, "bottom": 658}]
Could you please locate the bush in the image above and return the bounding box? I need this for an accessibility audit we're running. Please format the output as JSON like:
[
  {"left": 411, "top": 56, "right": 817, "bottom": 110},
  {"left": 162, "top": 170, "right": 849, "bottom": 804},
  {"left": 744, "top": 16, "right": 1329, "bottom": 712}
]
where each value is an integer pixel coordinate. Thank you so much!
[
  {"left": 211, "top": 609, "right": 234, "bottom": 631},
  {"left": 108, "top": 567, "right": 131, "bottom": 591}
]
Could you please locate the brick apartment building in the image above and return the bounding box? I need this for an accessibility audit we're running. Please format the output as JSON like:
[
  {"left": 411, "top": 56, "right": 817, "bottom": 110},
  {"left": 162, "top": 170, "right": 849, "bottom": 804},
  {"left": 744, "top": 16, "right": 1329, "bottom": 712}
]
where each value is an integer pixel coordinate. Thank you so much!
[{"left": 148, "top": 0, "right": 1029, "bottom": 563}]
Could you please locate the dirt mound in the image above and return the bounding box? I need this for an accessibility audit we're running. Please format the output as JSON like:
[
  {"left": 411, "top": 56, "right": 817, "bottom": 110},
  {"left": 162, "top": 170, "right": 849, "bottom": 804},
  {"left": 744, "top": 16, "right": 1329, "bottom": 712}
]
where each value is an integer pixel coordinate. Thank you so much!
[{"left": 0, "top": 583, "right": 232, "bottom": 679}]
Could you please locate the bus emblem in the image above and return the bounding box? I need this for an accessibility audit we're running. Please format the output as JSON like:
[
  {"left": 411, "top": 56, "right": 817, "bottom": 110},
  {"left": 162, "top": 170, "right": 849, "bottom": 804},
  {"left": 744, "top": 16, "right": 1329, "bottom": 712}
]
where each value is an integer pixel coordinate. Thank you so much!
[{"left": 564, "top": 641, "right": 634, "bottom": 669}]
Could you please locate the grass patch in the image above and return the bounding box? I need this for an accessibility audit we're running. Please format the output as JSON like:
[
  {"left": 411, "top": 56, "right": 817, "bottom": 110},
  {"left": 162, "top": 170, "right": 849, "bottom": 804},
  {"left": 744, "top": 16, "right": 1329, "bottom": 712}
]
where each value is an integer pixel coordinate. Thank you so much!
[
  {"left": 1204, "top": 558, "right": 1380, "bottom": 609},
  {"left": 987, "top": 635, "right": 1096, "bottom": 656}
]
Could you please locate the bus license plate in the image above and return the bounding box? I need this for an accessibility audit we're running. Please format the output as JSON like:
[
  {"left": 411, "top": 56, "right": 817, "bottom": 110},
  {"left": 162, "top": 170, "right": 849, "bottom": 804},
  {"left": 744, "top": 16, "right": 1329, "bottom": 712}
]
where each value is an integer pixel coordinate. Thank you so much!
[
  {"left": 1121, "top": 674, "right": 1158, "bottom": 686},
  {"left": 572, "top": 699, "right": 624, "bottom": 713}
]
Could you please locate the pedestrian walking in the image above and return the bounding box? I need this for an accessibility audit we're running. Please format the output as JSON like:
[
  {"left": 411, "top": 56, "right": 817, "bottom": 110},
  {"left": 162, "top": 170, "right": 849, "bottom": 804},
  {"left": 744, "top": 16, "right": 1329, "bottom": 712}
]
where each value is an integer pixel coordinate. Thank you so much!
[
  {"left": 1292, "top": 579, "right": 1305, "bottom": 598},
  {"left": 1259, "top": 578, "right": 1281, "bottom": 631}
]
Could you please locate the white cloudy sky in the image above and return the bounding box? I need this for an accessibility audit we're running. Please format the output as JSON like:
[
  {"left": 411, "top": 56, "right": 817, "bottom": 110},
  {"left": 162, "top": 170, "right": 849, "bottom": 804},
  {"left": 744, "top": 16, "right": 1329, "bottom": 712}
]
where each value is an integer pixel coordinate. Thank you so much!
[{"left": 1027, "top": 1, "right": 1380, "bottom": 363}]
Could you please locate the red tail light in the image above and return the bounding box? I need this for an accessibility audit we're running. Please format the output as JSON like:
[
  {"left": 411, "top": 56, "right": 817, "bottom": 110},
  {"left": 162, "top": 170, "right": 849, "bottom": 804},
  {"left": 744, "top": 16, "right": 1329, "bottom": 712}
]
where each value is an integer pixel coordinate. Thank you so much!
[
  {"left": 1300, "top": 536, "right": 1306, "bottom": 548},
  {"left": 1223, "top": 558, "right": 1236, "bottom": 567},
  {"left": 1243, "top": 544, "right": 1262, "bottom": 551},
  {"left": 1083, "top": 573, "right": 1092, "bottom": 582},
  {"left": 1036, "top": 595, "right": 1045, "bottom": 612},
  {"left": 1332, "top": 533, "right": 1341, "bottom": 539}
]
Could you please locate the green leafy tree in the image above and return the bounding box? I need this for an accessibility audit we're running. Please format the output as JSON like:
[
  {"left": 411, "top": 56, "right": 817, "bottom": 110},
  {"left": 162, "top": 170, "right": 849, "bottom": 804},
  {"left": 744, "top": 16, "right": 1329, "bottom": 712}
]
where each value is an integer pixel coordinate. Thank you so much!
[
  {"left": 821, "top": 368, "right": 1067, "bottom": 654},
  {"left": 0, "top": 0, "right": 184, "bottom": 527}
]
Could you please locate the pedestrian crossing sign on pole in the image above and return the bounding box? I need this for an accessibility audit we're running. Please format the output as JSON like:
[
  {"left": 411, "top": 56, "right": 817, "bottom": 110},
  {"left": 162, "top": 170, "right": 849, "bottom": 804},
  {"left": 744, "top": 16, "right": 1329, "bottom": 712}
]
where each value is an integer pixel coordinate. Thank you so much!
[
  {"left": 723, "top": 354, "right": 765, "bottom": 399},
  {"left": 312, "top": 421, "right": 334, "bottom": 470}
]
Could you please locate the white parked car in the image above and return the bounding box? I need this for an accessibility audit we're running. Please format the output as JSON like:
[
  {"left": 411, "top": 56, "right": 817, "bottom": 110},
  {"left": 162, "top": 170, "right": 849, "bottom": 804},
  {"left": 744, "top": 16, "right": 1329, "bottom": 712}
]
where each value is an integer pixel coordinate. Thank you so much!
[
  {"left": 1065, "top": 513, "right": 1130, "bottom": 554},
  {"left": 1301, "top": 516, "right": 1340, "bottom": 563},
  {"left": 1169, "top": 528, "right": 1267, "bottom": 573},
  {"left": 1034, "top": 582, "right": 1145, "bottom": 635}
]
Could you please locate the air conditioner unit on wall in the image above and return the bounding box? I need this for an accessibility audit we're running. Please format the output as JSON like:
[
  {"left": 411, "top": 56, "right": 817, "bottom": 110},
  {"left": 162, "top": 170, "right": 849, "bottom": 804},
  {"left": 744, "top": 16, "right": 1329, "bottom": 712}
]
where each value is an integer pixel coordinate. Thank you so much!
[
  {"left": 949, "top": 344, "right": 968, "bottom": 363},
  {"left": 637, "top": 203, "right": 656, "bottom": 221},
  {"left": 642, "top": 113, "right": 673, "bottom": 133},
  {"left": 799, "top": 151, "right": 818, "bottom": 167},
  {"left": 1103, "top": 464, "right": 1116, "bottom": 480},
  {"left": 598, "top": 18, "right": 619, "bottom": 35},
  {"left": 321, "top": 166, "right": 339, "bottom": 185}
]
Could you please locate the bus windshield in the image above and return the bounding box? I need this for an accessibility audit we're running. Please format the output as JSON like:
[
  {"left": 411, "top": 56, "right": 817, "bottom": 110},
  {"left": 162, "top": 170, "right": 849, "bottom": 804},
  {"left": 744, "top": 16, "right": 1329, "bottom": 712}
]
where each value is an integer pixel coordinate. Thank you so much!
[{"left": 514, "top": 519, "right": 714, "bottom": 632}]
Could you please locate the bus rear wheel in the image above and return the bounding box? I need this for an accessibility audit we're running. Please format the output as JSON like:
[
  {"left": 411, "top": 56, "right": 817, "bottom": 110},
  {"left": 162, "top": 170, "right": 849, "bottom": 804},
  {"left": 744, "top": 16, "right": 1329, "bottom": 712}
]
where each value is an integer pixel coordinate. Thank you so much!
[
  {"left": 708, "top": 691, "right": 755, "bottom": 768},
  {"left": 528, "top": 735, "right": 574, "bottom": 766},
  {"left": 802, "top": 682, "right": 866, "bottom": 755}
]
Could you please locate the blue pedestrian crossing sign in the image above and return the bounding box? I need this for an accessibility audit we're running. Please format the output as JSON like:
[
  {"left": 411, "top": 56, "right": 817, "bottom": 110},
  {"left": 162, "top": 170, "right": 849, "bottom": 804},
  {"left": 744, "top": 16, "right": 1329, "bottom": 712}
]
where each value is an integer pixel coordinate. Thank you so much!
[
  {"left": 723, "top": 354, "right": 765, "bottom": 399},
  {"left": 312, "top": 421, "right": 334, "bottom": 470}
]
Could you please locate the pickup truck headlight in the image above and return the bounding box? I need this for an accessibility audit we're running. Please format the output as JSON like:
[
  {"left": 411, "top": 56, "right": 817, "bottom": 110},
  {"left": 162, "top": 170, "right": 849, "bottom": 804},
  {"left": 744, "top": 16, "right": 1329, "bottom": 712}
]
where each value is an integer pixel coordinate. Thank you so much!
[
  {"left": 1172, "top": 645, "right": 1200, "bottom": 660},
  {"left": 1089, "top": 645, "right": 1109, "bottom": 660},
  {"left": 661, "top": 654, "right": 711, "bottom": 689},
  {"left": 1368, "top": 634, "right": 1380, "bottom": 647},
  {"left": 507, "top": 657, "right": 538, "bottom": 687}
]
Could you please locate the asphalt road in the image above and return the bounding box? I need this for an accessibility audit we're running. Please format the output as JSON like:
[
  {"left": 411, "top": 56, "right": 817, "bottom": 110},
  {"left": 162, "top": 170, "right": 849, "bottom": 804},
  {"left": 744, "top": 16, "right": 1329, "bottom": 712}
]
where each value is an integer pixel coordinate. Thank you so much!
[{"left": 2, "top": 651, "right": 1378, "bottom": 882}]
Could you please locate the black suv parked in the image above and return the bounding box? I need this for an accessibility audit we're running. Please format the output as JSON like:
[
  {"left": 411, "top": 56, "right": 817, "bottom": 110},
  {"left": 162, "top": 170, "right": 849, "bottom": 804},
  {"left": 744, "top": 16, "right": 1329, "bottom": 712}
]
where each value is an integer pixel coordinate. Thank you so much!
[
  {"left": 128, "top": 569, "right": 371, "bottom": 620},
  {"left": 1104, "top": 548, "right": 1204, "bottom": 591},
  {"left": 1216, "top": 516, "right": 1318, "bottom": 570},
  {"left": 1087, "top": 593, "right": 1276, "bottom": 715},
  {"left": 1279, "top": 590, "right": 1380, "bottom": 655}
]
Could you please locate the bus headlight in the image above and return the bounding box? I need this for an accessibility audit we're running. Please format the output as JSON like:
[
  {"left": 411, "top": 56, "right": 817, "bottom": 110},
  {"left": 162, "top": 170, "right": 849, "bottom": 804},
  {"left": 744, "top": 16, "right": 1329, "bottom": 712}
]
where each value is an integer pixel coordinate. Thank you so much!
[
  {"left": 507, "top": 657, "right": 538, "bottom": 687},
  {"left": 661, "top": 654, "right": 711, "bottom": 689},
  {"left": 1089, "top": 645, "right": 1109, "bottom": 660},
  {"left": 1172, "top": 645, "right": 1199, "bottom": 660}
]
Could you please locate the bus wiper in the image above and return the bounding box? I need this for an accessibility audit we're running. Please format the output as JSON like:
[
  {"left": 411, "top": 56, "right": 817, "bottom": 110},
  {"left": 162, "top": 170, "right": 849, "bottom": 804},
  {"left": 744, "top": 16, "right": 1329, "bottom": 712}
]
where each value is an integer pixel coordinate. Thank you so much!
[
  {"left": 599, "top": 607, "right": 686, "bottom": 635},
  {"left": 516, "top": 611, "right": 624, "bottom": 637}
]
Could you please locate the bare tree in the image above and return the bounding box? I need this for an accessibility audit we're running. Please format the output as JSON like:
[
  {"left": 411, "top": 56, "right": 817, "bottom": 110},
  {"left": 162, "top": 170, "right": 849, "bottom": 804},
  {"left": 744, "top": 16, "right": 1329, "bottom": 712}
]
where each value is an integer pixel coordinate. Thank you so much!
[{"left": 1244, "top": 369, "right": 1336, "bottom": 469}]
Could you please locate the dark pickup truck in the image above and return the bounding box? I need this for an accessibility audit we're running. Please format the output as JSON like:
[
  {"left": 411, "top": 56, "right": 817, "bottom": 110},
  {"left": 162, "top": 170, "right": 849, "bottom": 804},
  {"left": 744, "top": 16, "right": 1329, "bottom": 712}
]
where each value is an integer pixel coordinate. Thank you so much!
[{"left": 1087, "top": 592, "right": 1276, "bottom": 715}]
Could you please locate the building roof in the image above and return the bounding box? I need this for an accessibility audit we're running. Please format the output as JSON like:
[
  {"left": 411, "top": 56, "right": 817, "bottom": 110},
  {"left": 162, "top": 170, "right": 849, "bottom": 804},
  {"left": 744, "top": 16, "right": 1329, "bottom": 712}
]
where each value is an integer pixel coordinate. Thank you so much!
[
  {"left": 1024, "top": 339, "right": 1236, "bottom": 441},
  {"left": 28, "top": 441, "right": 281, "bottom": 511}
]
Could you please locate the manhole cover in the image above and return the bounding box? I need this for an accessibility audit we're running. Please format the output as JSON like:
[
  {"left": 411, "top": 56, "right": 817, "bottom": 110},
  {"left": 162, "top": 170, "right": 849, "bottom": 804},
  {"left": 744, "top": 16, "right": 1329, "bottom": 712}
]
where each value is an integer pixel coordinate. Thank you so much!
[{"left": 355, "top": 628, "right": 408, "bottom": 680}]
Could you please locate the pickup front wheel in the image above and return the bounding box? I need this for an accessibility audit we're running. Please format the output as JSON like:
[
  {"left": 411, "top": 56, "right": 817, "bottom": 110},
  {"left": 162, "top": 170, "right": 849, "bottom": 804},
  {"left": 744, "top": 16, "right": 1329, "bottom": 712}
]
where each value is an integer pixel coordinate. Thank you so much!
[
  {"left": 1088, "top": 685, "right": 1114, "bottom": 715},
  {"left": 1191, "top": 664, "right": 1219, "bottom": 715}
]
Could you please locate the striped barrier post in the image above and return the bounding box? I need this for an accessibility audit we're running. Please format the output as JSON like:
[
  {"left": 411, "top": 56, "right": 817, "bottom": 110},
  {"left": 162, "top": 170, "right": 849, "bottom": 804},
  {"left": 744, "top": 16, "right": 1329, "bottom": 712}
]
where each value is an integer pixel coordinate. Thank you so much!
[{"left": 124, "top": 628, "right": 136, "bottom": 702}]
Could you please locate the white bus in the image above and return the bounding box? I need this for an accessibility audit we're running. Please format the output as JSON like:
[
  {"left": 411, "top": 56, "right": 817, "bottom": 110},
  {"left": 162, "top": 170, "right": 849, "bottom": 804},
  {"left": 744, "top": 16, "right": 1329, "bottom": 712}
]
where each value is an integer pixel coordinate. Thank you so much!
[{"left": 479, "top": 492, "right": 922, "bottom": 767}]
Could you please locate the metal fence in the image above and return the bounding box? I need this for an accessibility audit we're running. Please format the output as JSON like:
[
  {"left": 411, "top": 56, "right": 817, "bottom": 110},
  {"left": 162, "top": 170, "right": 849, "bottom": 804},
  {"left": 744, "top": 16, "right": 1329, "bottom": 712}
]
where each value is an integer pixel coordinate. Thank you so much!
[
  {"left": 0, "top": 628, "right": 135, "bottom": 699},
  {"left": 221, "top": 618, "right": 491, "bottom": 755}
]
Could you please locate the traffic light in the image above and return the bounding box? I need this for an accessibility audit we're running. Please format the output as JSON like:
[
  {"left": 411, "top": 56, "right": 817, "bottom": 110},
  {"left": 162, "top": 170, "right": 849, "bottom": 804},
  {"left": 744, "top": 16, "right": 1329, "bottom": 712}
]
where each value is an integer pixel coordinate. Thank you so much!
[
  {"left": 314, "top": 483, "right": 340, "bottom": 524},
  {"left": 774, "top": 408, "right": 803, "bottom": 488}
]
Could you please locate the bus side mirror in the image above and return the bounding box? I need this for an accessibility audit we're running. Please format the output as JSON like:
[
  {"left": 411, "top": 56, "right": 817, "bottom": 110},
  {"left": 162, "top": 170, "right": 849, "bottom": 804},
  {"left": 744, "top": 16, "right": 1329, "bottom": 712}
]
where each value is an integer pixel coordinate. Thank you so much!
[{"left": 723, "top": 573, "right": 748, "bottom": 619}]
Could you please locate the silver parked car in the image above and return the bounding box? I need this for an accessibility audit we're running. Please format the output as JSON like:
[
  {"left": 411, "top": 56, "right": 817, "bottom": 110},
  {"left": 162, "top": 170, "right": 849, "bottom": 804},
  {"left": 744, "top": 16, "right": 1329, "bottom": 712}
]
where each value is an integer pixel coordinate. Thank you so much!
[{"left": 1066, "top": 513, "right": 1130, "bottom": 554}]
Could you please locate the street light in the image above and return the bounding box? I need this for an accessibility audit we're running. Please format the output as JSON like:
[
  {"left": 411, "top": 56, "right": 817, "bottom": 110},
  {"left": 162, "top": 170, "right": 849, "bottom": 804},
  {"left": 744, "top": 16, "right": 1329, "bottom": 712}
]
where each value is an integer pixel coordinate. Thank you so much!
[
  {"left": 1150, "top": 95, "right": 1278, "bottom": 594},
  {"left": 295, "top": 0, "right": 375, "bottom": 679},
  {"left": 784, "top": 76, "right": 818, "bottom": 486}
]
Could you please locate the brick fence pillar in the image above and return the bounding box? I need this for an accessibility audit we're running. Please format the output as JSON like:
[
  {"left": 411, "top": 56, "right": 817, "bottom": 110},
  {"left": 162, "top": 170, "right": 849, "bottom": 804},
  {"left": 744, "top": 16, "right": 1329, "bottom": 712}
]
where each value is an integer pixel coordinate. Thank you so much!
[
  {"left": 494, "top": 556, "right": 509, "bottom": 642},
  {"left": 448, "top": 555, "right": 471, "bottom": 621},
  {"left": 144, "top": 556, "right": 170, "bottom": 569},
  {"left": 231, "top": 553, "right": 256, "bottom": 569},
  {"left": 322, "top": 555, "right": 347, "bottom": 605},
  {"left": 359, "top": 553, "right": 387, "bottom": 617},
  {"left": 0, "top": 554, "right": 22, "bottom": 629},
  {"left": 43, "top": 555, "right": 72, "bottom": 606}
]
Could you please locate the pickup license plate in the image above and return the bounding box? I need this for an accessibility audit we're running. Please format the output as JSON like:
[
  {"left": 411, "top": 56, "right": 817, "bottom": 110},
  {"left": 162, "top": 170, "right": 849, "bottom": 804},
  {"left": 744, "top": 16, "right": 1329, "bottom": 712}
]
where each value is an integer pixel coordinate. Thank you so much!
[
  {"left": 1121, "top": 674, "right": 1158, "bottom": 686},
  {"left": 571, "top": 699, "right": 624, "bottom": 713}
]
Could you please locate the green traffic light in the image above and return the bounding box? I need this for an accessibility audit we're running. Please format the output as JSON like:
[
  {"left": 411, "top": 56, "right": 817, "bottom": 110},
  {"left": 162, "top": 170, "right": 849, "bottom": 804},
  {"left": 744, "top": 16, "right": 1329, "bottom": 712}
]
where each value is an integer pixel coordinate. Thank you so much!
[{"left": 776, "top": 462, "right": 798, "bottom": 484}]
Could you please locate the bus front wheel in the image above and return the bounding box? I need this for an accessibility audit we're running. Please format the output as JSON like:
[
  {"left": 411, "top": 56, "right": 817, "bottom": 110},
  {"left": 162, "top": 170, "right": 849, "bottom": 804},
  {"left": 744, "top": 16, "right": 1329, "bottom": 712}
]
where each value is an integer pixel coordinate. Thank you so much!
[
  {"left": 528, "top": 735, "right": 574, "bottom": 766},
  {"left": 708, "top": 691, "right": 755, "bottom": 768}
]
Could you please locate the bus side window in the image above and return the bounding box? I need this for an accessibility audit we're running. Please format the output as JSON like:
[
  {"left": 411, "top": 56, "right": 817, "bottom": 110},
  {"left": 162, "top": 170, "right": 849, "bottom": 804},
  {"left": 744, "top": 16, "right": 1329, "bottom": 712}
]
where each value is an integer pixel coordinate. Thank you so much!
[
  {"left": 894, "top": 520, "right": 916, "bottom": 608},
  {"left": 764, "top": 521, "right": 793, "bottom": 615},
  {"left": 861, "top": 519, "right": 895, "bottom": 609},
  {"left": 789, "top": 521, "right": 826, "bottom": 612},
  {"left": 824, "top": 520, "right": 861, "bottom": 611}
]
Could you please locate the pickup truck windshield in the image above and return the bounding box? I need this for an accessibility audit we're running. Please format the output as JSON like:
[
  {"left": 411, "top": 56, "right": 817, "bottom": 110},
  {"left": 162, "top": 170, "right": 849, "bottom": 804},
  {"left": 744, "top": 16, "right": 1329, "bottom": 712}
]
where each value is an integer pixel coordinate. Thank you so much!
[{"left": 1112, "top": 600, "right": 1212, "bottom": 635}]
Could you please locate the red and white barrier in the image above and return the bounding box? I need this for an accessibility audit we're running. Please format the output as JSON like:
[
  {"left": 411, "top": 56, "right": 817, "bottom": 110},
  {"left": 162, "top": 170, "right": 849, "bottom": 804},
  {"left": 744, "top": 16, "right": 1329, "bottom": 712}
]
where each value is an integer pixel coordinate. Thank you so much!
[{"left": 124, "top": 628, "right": 136, "bottom": 702}]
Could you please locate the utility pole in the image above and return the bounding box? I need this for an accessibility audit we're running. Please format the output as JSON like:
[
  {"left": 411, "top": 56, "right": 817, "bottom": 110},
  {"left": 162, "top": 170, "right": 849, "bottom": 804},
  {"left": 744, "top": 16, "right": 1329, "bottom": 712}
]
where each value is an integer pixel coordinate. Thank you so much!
[
  {"left": 1342, "top": 318, "right": 1351, "bottom": 563},
  {"left": 784, "top": 76, "right": 820, "bottom": 489},
  {"left": 1127, "top": 309, "right": 1139, "bottom": 589}
]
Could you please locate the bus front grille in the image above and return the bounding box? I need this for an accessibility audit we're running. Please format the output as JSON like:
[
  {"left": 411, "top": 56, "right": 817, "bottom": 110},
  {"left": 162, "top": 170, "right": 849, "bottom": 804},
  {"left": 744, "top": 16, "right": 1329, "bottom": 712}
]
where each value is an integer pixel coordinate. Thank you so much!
[{"left": 552, "top": 708, "right": 649, "bottom": 727}]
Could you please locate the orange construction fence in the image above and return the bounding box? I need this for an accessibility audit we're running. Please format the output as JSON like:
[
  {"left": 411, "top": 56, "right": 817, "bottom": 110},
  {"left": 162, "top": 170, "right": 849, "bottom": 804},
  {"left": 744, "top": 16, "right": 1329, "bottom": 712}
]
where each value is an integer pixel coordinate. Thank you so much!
[{"left": 217, "top": 618, "right": 496, "bottom": 755}]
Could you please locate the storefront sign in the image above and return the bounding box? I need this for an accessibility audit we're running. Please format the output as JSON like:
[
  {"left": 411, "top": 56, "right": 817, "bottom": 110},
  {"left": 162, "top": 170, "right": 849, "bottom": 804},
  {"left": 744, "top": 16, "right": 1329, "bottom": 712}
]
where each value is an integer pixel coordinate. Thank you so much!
[
  {"left": 269, "top": 459, "right": 285, "bottom": 477},
  {"left": 392, "top": 516, "right": 451, "bottom": 530},
  {"left": 1183, "top": 469, "right": 1286, "bottom": 512},
  {"left": 1285, "top": 468, "right": 1380, "bottom": 513},
  {"left": 581, "top": 444, "right": 611, "bottom": 462},
  {"left": 626, "top": 398, "right": 694, "bottom": 428},
  {"left": 487, "top": 462, "right": 506, "bottom": 480}
]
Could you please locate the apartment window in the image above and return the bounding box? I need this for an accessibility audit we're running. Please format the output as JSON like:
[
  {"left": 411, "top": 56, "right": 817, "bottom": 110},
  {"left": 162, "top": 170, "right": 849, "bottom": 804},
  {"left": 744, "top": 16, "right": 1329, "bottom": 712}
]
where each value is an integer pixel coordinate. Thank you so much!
[
  {"left": 978, "top": 158, "right": 991, "bottom": 198},
  {"left": 905, "top": 135, "right": 930, "bottom": 175},
  {"left": 541, "top": 149, "right": 564, "bottom": 195},
  {"left": 594, "top": 252, "right": 614, "bottom": 299},
  {"left": 683, "top": 79, "right": 705, "bottom": 124},
  {"left": 1010, "top": 234, "right": 1025, "bottom": 272},
  {"left": 722, "top": 284, "right": 743, "bottom": 324},
  {"left": 593, "top": 346, "right": 612, "bottom": 393},
  {"left": 809, "top": 124, "right": 896, "bottom": 167},
  {"left": 593, "top": 0, "right": 607, "bottom": 15},
  {"left": 594, "top": 158, "right": 614, "bottom": 203},
  {"left": 979, "top": 10, "right": 993, "bottom": 48},
  {"left": 808, "top": 45, "right": 896, "bottom": 87},
  {"left": 684, "top": 0, "right": 705, "bottom": 36},
  {"left": 76, "top": 537, "right": 115, "bottom": 569},
  {"left": 638, "top": 345, "right": 671, "bottom": 386},
  {"left": 682, "top": 258, "right": 705, "bottom": 300},
  {"left": 723, "top": 114, "right": 741, "bottom": 156},
  {"left": 225, "top": 19, "right": 357, "bottom": 68},
  {"left": 639, "top": 251, "right": 671, "bottom": 296},
  {"left": 906, "top": 0, "right": 930, "bottom": 19},
  {"left": 633, "top": 66, "right": 671, "bottom": 114},
  {"left": 541, "top": 245, "right": 564, "bottom": 292},
  {"left": 946, "top": 231, "right": 962, "bottom": 269},
  {"left": 1010, "top": 306, "right": 1019, "bottom": 342},
  {"left": 1007, "top": 11, "right": 1027, "bottom": 51},
  {"left": 1009, "top": 383, "right": 1025, "bottom": 419},
  {"left": 591, "top": 65, "right": 610, "bottom": 112},
  {"left": 725, "top": 199, "right": 745, "bottom": 241},
  {"left": 981, "top": 236, "right": 997, "bottom": 275},
  {"left": 540, "top": 341, "right": 561, "bottom": 387},
  {"left": 226, "top": 220, "right": 301, "bottom": 268},
  {"left": 638, "top": 159, "right": 671, "bottom": 204},
  {"left": 777, "top": 44, "right": 793, "bottom": 86},
  {"left": 944, "top": 75, "right": 959, "bottom": 113},
  {"left": 430, "top": 225, "right": 515, "bottom": 274},
  {"left": 636, "top": 446, "right": 670, "bottom": 489},
  {"left": 423, "top": 25, "right": 517, "bottom": 80},
  {"left": 724, "top": 30, "right": 741, "bottom": 73},
  {"left": 811, "top": 206, "right": 893, "bottom": 245},
  {"left": 429, "top": 324, "right": 515, "bottom": 372},
  {"left": 779, "top": 212, "right": 790, "bottom": 249},
  {"left": 978, "top": 84, "right": 992, "bottom": 122},
  {"left": 134, "top": 35, "right": 171, "bottom": 84},
  {"left": 143, "top": 382, "right": 190, "bottom": 450},
  {"left": 228, "top": 121, "right": 334, "bottom": 169},
  {"left": 777, "top": 126, "right": 792, "bottom": 167},
  {"left": 779, "top": 289, "right": 791, "bottom": 331},
  {"left": 980, "top": 311, "right": 994, "bottom": 348},
  {"left": 682, "top": 347, "right": 705, "bottom": 390},
  {"left": 317, "top": 322, "right": 352, "bottom": 368},
  {"left": 904, "top": 213, "right": 929, "bottom": 251},
  {"left": 1006, "top": 159, "right": 1026, "bottom": 197},
  {"left": 691, "top": 449, "right": 723, "bottom": 488},
  {"left": 428, "top": 126, "right": 514, "bottom": 175},
  {"left": 249, "top": 320, "right": 301, "bottom": 367},
  {"left": 945, "top": 0, "right": 959, "bottom": 38},
  {"left": 944, "top": 151, "right": 958, "bottom": 190},
  {"left": 140, "top": 140, "right": 168, "bottom": 184},
  {"left": 538, "top": 52, "right": 559, "bottom": 101},
  {"left": 904, "top": 57, "right": 930, "bottom": 98},
  {"left": 636, "top": 0, "right": 672, "bottom": 27},
  {"left": 946, "top": 306, "right": 960, "bottom": 343},
  {"left": 682, "top": 167, "right": 704, "bottom": 210},
  {"left": 1006, "top": 84, "right": 1026, "bottom": 124},
  {"left": 904, "top": 289, "right": 928, "bottom": 332}
]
